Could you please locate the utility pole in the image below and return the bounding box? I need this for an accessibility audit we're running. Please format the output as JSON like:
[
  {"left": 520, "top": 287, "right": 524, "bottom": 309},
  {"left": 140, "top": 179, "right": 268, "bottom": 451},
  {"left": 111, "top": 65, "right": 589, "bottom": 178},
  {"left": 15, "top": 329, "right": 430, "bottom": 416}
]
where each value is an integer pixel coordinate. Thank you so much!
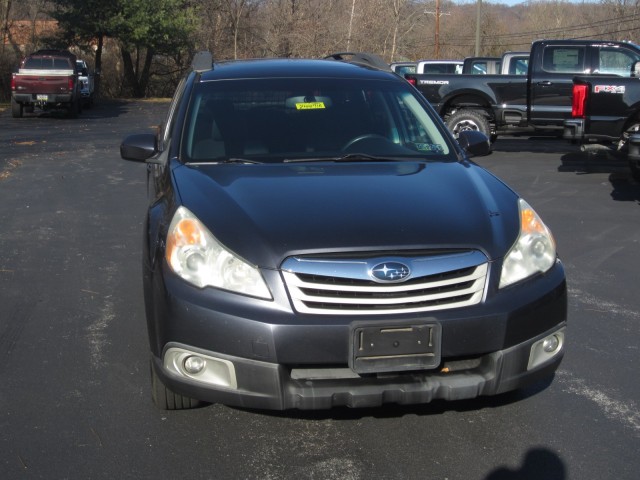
[
  {"left": 347, "top": 0, "right": 357, "bottom": 52},
  {"left": 425, "top": 0, "right": 450, "bottom": 59},
  {"left": 475, "top": 0, "right": 482, "bottom": 57}
]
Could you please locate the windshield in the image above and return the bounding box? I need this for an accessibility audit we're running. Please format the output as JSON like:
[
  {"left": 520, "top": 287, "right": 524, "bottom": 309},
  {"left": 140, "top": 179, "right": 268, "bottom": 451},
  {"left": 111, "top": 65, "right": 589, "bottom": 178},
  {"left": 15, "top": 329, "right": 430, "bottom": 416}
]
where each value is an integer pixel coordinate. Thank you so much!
[{"left": 181, "top": 77, "right": 454, "bottom": 163}]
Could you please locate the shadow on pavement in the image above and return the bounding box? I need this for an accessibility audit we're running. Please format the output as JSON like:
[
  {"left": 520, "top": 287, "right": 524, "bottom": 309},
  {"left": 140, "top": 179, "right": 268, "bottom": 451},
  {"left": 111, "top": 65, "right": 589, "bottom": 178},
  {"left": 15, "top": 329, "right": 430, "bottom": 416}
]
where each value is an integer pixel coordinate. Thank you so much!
[
  {"left": 559, "top": 151, "right": 640, "bottom": 203},
  {"left": 484, "top": 447, "right": 566, "bottom": 480}
]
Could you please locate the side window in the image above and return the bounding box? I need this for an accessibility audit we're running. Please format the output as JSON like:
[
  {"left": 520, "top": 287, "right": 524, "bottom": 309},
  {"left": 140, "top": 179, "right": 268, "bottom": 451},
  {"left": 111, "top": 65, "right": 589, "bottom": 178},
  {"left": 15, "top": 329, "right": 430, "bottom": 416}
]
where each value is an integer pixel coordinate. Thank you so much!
[
  {"left": 160, "top": 76, "right": 188, "bottom": 145},
  {"left": 510, "top": 58, "right": 528, "bottom": 75},
  {"left": 392, "top": 92, "right": 449, "bottom": 154},
  {"left": 542, "top": 47, "right": 585, "bottom": 73},
  {"left": 598, "top": 47, "right": 640, "bottom": 76},
  {"left": 472, "top": 62, "right": 488, "bottom": 74}
]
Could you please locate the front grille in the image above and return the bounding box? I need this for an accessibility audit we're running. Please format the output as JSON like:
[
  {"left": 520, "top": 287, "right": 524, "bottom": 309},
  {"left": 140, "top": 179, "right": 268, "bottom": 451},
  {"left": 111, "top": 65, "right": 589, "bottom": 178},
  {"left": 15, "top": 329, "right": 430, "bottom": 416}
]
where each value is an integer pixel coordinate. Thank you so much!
[{"left": 281, "top": 250, "right": 488, "bottom": 315}]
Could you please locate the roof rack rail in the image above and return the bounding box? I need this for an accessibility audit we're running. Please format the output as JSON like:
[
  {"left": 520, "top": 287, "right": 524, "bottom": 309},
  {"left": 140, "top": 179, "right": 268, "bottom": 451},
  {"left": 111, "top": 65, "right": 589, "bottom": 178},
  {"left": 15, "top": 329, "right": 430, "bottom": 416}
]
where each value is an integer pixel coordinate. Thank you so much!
[
  {"left": 192, "top": 51, "right": 213, "bottom": 73},
  {"left": 324, "top": 52, "right": 390, "bottom": 71}
]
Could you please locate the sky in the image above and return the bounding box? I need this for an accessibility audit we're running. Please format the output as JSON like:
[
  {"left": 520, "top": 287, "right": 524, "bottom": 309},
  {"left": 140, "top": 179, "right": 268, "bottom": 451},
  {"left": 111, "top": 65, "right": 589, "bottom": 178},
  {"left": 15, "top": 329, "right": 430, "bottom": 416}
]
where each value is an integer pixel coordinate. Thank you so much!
[{"left": 453, "top": 0, "right": 591, "bottom": 6}]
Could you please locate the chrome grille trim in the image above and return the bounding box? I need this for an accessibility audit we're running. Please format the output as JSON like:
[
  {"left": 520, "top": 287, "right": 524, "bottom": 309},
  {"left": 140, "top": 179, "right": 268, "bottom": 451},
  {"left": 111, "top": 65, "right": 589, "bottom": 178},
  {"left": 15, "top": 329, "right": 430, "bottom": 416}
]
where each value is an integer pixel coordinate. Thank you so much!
[{"left": 281, "top": 251, "right": 489, "bottom": 315}]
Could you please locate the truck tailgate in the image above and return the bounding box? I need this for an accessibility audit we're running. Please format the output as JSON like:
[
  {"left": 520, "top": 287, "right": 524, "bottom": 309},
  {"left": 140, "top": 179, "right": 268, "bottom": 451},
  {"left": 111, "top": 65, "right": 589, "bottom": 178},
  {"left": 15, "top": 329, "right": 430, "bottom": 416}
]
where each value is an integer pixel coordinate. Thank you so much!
[{"left": 14, "top": 70, "right": 73, "bottom": 94}]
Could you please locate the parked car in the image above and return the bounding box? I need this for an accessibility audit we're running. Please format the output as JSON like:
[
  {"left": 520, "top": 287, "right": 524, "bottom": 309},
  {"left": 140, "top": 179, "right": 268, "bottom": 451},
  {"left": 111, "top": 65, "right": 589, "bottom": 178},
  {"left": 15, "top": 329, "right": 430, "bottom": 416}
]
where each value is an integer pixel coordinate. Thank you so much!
[
  {"left": 564, "top": 63, "right": 640, "bottom": 180},
  {"left": 121, "top": 51, "right": 567, "bottom": 411},
  {"left": 76, "top": 59, "right": 95, "bottom": 107},
  {"left": 500, "top": 51, "right": 529, "bottom": 75},
  {"left": 462, "top": 56, "right": 501, "bottom": 75},
  {"left": 406, "top": 40, "right": 640, "bottom": 141},
  {"left": 416, "top": 59, "right": 463, "bottom": 74},
  {"left": 390, "top": 61, "right": 417, "bottom": 76}
]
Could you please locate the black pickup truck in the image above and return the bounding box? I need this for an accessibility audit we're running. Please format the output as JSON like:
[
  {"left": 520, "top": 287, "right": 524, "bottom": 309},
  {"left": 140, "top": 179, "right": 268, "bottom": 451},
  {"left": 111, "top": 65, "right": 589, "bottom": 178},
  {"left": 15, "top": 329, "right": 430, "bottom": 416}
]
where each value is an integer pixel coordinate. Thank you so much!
[
  {"left": 406, "top": 40, "right": 640, "bottom": 141},
  {"left": 563, "top": 66, "right": 640, "bottom": 180}
]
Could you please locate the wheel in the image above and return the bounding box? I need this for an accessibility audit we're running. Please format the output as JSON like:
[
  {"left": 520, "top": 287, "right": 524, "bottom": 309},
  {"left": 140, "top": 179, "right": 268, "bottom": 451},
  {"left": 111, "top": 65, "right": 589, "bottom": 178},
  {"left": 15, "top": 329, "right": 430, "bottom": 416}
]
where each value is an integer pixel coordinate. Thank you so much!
[
  {"left": 341, "top": 133, "right": 390, "bottom": 151},
  {"left": 617, "top": 121, "right": 640, "bottom": 152},
  {"left": 69, "top": 98, "right": 81, "bottom": 117},
  {"left": 11, "top": 98, "right": 23, "bottom": 118},
  {"left": 150, "top": 359, "right": 204, "bottom": 410},
  {"left": 446, "top": 109, "right": 491, "bottom": 140},
  {"left": 616, "top": 120, "right": 640, "bottom": 181}
]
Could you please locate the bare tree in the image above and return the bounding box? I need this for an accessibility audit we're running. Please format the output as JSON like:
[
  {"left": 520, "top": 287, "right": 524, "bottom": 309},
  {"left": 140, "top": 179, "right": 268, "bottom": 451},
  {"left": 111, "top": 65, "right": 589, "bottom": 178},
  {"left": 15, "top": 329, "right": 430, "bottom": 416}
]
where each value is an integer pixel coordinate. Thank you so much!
[
  {"left": 221, "top": 0, "right": 249, "bottom": 59},
  {"left": 6, "top": 0, "right": 640, "bottom": 100}
]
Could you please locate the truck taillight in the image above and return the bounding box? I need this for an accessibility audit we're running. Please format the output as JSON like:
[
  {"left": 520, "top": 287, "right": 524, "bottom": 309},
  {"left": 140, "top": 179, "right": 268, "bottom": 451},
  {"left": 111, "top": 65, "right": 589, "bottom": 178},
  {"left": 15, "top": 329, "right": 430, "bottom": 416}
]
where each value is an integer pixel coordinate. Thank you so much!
[
  {"left": 11, "top": 75, "right": 16, "bottom": 91},
  {"left": 572, "top": 83, "right": 588, "bottom": 118},
  {"left": 406, "top": 76, "right": 417, "bottom": 87},
  {"left": 68, "top": 78, "right": 75, "bottom": 91}
]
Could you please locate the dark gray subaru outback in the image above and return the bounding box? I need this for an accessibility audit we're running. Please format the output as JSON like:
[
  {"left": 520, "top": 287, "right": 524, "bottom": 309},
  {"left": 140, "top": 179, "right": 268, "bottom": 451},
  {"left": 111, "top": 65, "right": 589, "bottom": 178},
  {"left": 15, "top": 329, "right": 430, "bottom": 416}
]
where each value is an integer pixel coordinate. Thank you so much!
[{"left": 121, "top": 52, "right": 567, "bottom": 410}]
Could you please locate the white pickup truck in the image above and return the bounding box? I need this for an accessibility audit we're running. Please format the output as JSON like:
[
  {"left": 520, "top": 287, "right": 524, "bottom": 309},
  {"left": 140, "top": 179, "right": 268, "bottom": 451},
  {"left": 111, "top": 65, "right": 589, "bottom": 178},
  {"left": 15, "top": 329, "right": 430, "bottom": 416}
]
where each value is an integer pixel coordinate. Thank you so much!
[{"left": 76, "top": 59, "right": 95, "bottom": 107}]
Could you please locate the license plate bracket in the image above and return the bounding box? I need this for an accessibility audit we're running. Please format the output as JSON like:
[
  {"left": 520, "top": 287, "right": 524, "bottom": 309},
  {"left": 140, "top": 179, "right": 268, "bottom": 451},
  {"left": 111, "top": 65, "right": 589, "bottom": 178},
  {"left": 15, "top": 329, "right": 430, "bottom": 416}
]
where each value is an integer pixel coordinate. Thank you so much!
[{"left": 349, "top": 320, "right": 441, "bottom": 374}]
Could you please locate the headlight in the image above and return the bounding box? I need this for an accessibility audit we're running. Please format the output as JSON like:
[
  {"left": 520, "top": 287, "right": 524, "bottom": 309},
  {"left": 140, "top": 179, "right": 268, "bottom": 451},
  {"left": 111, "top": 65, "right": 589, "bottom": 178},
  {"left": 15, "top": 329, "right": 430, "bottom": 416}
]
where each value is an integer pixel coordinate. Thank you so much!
[
  {"left": 165, "top": 206, "right": 271, "bottom": 299},
  {"left": 499, "top": 199, "right": 557, "bottom": 288}
]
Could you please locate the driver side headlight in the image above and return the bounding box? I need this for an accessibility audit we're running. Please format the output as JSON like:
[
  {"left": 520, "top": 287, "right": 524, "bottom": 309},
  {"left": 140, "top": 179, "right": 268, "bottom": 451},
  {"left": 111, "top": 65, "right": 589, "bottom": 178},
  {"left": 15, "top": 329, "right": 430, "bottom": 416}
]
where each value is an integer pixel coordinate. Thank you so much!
[
  {"left": 499, "top": 199, "right": 557, "bottom": 288},
  {"left": 165, "top": 206, "right": 272, "bottom": 299}
]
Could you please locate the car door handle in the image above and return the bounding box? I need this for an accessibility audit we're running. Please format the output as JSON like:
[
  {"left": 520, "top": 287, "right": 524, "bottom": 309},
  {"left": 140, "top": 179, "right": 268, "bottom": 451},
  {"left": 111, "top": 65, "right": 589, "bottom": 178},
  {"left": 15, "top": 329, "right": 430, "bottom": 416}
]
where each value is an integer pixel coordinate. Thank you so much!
[{"left": 537, "top": 81, "right": 553, "bottom": 87}]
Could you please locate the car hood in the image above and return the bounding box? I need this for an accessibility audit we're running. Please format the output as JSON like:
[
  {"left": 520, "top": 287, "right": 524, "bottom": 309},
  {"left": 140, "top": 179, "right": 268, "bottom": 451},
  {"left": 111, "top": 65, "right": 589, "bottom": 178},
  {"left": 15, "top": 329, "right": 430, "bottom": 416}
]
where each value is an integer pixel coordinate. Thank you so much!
[{"left": 173, "top": 161, "right": 520, "bottom": 268}]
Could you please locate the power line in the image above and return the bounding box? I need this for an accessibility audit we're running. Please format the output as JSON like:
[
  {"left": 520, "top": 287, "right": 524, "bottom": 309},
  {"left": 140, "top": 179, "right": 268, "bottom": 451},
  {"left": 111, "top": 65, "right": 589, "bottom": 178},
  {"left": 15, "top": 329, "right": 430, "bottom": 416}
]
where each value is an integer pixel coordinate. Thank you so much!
[
  {"left": 449, "top": 11, "right": 640, "bottom": 42},
  {"left": 430, "top": 12, "right": 640, "bottom": 49}
]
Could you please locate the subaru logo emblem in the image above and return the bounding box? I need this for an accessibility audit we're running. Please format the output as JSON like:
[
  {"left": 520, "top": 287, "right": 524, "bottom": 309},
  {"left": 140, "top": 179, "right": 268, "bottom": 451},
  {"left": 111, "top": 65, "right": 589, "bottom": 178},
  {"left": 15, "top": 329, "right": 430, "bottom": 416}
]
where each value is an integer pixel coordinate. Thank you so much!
[{"left": 370, "top": 262, "right": 411, "bottom": 282}]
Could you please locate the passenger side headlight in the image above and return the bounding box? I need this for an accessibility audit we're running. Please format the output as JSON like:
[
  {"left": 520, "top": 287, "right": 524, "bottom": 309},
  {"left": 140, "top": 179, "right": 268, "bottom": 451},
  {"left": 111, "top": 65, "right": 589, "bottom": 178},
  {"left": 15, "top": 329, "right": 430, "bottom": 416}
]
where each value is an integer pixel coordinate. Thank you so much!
[
  {"left": 165, "top": 206, "right": 271, "bottom": 299},
  {"left": 499, "top": 199, "right": 556, "bottom": 288}
]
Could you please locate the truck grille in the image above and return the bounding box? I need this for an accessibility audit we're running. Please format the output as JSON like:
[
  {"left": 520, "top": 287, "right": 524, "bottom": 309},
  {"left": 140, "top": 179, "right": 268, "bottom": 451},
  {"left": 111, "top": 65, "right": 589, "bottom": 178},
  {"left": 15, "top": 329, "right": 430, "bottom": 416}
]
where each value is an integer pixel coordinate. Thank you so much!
[{"left": 281, "top": 250, "right": 488, "bottom": 315}]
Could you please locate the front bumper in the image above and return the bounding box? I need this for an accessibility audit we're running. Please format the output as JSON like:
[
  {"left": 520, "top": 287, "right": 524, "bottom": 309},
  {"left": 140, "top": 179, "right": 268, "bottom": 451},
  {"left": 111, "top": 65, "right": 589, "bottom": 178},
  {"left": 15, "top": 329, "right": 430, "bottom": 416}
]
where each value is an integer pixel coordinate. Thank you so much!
[
  {"left": 13, "top": 93, "right": 72, "bottom": 104},
  {"left": 147, "top": 264, "right": 567, "bottom": 410},
  {"left": 153, "top": 324, "right": 566, "bottom": 410}
]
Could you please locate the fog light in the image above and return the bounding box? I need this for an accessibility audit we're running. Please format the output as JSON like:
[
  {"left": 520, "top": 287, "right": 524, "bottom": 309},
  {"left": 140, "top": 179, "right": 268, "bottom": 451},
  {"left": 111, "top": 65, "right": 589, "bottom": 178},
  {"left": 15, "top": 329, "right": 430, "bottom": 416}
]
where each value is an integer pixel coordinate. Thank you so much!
[
  {"left": 164, "top": 347, "right": 238, "bottom": 389},
  {"left": 183, "top": 355, "right": 205, "bottom": 374},
  {"left": 542, "top": 335, "right": 560, "bottom": 353},
  {"left": 527, "top": 329, "right": 565, "bottom": 370}
]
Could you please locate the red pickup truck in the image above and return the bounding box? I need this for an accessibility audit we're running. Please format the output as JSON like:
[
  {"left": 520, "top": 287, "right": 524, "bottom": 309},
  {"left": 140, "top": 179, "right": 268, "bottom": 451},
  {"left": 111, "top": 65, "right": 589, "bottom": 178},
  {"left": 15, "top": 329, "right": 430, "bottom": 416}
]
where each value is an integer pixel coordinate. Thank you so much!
[{"left": 11, "top": 49, "right": 82, "bottom": 118}]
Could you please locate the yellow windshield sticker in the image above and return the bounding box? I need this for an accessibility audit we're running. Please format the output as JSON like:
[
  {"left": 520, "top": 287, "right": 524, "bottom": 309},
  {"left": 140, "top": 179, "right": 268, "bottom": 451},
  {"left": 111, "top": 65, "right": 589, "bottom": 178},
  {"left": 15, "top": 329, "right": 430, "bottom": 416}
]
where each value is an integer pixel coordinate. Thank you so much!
[{"left": 295, "top": 102, "right": 326, "bottom": 110}]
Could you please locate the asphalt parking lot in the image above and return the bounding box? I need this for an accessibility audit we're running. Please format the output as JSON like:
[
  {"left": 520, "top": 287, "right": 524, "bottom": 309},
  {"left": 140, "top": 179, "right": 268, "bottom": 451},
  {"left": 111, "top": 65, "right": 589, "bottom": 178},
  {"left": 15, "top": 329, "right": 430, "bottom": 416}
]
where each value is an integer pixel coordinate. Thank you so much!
[{"left": 1, "top": 101, "right": 639, "bottom": 480}]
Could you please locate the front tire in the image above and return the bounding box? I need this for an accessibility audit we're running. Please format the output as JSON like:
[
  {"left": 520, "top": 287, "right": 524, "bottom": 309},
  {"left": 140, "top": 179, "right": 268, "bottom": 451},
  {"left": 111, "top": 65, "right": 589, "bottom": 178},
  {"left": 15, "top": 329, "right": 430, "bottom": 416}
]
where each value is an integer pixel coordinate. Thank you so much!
[
  {"left": 446, "top": 109, "right": 492, "bottom": 140},
  {"left": 150, "top": 359, "right": 204, "bottom": 410}
]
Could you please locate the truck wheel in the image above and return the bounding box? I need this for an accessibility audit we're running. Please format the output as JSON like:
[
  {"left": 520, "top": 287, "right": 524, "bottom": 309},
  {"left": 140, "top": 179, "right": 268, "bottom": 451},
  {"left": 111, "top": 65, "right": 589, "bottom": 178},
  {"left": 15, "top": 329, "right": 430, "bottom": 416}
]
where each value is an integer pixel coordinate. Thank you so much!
[
  {"left": 618, "top": 121, "right": 640, "bottom": 152},
  {"left": 150, "top": 359, "right": 204, "bottom": 410},
  {"left": 11, "top": 98, "right": 23, "bottom": 118},
  {"left": 446, "top": 109, "right": 491, "bottom": 141},
  {"left": 69, "top": 98, "right": 81, "bottom": 117}
]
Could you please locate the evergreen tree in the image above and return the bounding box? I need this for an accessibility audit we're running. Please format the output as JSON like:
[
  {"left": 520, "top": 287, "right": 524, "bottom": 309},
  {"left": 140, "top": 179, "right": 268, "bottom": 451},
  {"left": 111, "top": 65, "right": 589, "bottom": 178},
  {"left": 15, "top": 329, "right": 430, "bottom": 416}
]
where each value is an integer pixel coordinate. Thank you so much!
[{"left": 51, "top": 0, "right": 196, "bottom": 97}]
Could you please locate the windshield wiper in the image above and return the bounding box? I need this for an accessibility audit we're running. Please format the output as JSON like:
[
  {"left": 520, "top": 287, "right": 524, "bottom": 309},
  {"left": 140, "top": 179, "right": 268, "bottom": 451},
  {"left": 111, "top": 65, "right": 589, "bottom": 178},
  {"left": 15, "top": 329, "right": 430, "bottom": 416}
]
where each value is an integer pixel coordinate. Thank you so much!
[
  {"left": 218, "top": 158, "right": 263, "bottom": 164},
  {"left": 187, "top": 157, "right": 263, "bottom": 165}
]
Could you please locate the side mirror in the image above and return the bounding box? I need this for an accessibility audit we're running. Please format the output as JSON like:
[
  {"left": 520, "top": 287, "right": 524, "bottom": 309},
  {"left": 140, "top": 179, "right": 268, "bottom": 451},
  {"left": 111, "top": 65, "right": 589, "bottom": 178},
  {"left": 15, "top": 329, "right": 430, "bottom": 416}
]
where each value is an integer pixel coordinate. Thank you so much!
[
  {"left": 120, "top": 133, "right": 158, "bottom": 162},
  {"left": 457, "top": 130, "right": 491, "bottom": 157}
]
